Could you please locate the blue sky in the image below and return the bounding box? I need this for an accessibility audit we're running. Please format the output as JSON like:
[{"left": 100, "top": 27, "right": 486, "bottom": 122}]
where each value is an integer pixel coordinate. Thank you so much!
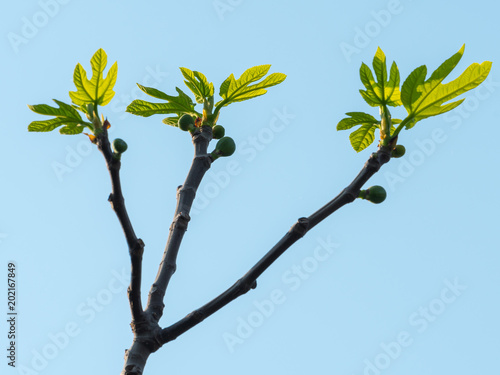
[{"left": 1, "top": 0, "right": 499, "bottom": 374}]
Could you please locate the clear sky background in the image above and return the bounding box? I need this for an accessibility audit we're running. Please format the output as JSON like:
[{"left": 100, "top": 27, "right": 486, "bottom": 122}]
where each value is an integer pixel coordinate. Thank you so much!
[{"left": 1, "top": 0, "right": 499, "bottom": 374}]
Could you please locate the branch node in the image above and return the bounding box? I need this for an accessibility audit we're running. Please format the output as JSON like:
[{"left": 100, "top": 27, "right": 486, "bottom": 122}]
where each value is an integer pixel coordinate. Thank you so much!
[
  {"left": 190, "top": 310, "right": 205, "bottom": 324},
  {"left": 342, "top": 188, "right": 358, "bottom": 203},
  {"left": 172, "top": 211, "right": 191, "bottom": 231},
  {"left": 131, "top": 238, "right": 145, "bottom": 257},
  {"left": 290, "top": 217, "right": 309, "bottom": 238}
]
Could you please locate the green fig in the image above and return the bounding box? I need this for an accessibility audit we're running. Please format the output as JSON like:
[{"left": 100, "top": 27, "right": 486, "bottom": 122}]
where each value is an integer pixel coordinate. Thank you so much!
[
  {"left": 365, "top": 185, "right": 387, "bottom": 204},
  {"left": 112, "top": 138, "right": 128, "bottom": 153},
  {"left": 178, "top": 114, "right": 195, "bottom": 132},
  {"left": 212, "top": 125, "right": 225, "bottom": 139},
  {"left": 211, "top": 136, "right": 236, "bottom": 160},
  {"left": 391, "top": 145, "right": 406, "bottom": 158}
]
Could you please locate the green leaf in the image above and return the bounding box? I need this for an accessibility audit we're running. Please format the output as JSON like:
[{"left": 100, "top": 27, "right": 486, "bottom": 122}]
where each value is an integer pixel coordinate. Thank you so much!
[
  {"left": 126, "top": 85, "right": 199, "bottom": 118},
  {"left": 219, "top": 75, "right": 233, "bottom": 98},
  {"left": 359, "top": 47, "right": 402, "bottom": 107},
  {"left": 401, "top": 45, "right": 492, "bottom": 128},
  {"left": 69, "top": 48, "right": 118, "bottom": 107},
  {"left": 337, "top": 112, "right": 378, "bottom": 130},
  {"left": 162, "top": 116, "right": 181, "bottom": 127},
  {"left": 337, "top": 112, "right": 379, "bottom": 151},
  {"left": 216, "top": 65, "right": 286, "bottom": 108},
  {"left": 28, "top": 99, "right": 90, "bottom": 134},
  {"left": 180, "top": 68, "right": 214, "bottom": 104},
  {"left": 349, "top": 124, "right": 377, "bottom": 152}
]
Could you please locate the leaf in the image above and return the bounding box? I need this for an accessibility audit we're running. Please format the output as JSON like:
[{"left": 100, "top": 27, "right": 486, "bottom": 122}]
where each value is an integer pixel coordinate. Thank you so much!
[
  {"left": 162, "top": 116, "right": 181, "bottom": 127},
  {"left": 401, "top": 45, "right": 492, "bottom": 128},
  {"left": 349, "top": 124, "right": 377, "bottom": 152},
  {"left": 216, "top": 65, "right": 286, "bottom": 108},
  {"left": 69, "top": 48, "right": 118, "bottom": 107},
  {"left": 359, "top": 47, "right": 402, "bottom": 107},
  {"left": 126, "top": 85, "right": 199, "bottom": 118},
  {"left": 337, "top": 112, "right": 378, "bottom": 130},
  {"left": 180, "top": 68, "right": 214, "bottom": 104},
  {"left": 219, "top": 75, "right": 233, "bottom": 98},
  {"left": 337, "top": 112, "right": 380, "bottom": 152},
  {"left": 28, "top": 99, "right": 89, "bottom": 134}
]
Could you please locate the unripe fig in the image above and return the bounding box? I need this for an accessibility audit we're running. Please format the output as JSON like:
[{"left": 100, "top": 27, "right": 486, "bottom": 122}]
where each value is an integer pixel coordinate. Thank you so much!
[
  {"left": 391, "top": 144, "right": 406, "bottom": 158},
  {"left": 112, "top": 138, "right": 128, "bottom": 154},
  {"left": 216, "top": 136, "right": 236, "bottom": 156},
  {"left": 211, "top": 136, "right": 236, "bottom": 160},
  {"left": 365, "top": 185, "right": 386, "bottom": 204},
  {"left": 212, "top": 125, "right": 225, "bottom": 139},
  {"left": 178, "top": 114, "right": 195, "bottom": 131}
]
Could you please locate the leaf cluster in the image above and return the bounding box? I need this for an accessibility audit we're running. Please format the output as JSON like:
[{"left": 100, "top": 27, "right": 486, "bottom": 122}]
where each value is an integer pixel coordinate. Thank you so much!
[
  {"left": 28, "top": 49, "right": 118, "bottom": 135},
  {"left": 126, "top": 65, "right": 286, "bottom": 127},
  {"left": 337, "top": 45, "right": 492, "bottom": 152}
]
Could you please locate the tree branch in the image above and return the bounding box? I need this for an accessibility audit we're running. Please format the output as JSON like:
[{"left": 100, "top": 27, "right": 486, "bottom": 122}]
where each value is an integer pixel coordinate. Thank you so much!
[
  {"left": 96, "top": 124, "right": 145, "bottom": 322},
  {"left": 159, "top": 145, "right": 392, "bottom": 344},
  {"left": 145, "top": 126, "right": 213, "bottom": 321}
]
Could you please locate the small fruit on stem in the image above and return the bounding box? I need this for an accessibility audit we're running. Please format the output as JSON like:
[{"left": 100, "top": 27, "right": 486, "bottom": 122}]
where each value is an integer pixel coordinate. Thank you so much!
[
  {"left": 359, "top": 185, "right": 387, "bottom": 204},
  {"left": 112, "top": 138, "right": 128, "bottom": 160},
  {"left": 391, "top": 145, "right": 406, "bottom": 158},
  {"left": 178, "top": 114, "right": 196, "bottom": 132},
  {"left": 212, "top": 125, "right": 225, "bottom": 139},
  {"left": 210, "top": 136, "right": 236, "bottom": 160}
]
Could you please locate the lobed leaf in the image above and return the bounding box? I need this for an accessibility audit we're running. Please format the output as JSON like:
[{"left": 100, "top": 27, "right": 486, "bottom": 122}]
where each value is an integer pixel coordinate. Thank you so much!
[
  {"left": 337, "top": 112, "right": 380, "bottom": 152},
  {"left": 359, "top": 48, "right": 402, "bottom": 107},
  {"left": 180, "top": 67, "right": 214, "bottom": 104},
  {"left": 216, "top": 65, "right": 286, "bottom": 108},
  {"left": 349, "top": 124, "right": 377, "bottom": 152},
  {"left": 127, "top": 86, "right": 199, "bottom": 118},
  {"left": 337, "top": 112, "right": 378, "bottom": 130},
  {"left": 162, "top": 116, "right": 181, "bottom": 127},
  {"left": 28, "top": 99, "right": 89, "bottom": 134},
  {"left": 401, "top": 45, "right": 492, "bottom": 127},
  {"left": 69, "top": 48, "right": 118, "bottom": 107}
]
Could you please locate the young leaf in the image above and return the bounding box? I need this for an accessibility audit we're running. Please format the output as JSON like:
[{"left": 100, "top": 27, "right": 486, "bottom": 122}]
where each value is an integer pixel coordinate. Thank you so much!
[
  {"left": 349, "top": 124, "right": 377, "bottom": 152},
  {"left": 337, "top": 112, "right": 380, "bottom": 152},
  {"left": 28, "top": 99, "right": 90, "bottom": 134},
  {"left": 162, "top": 116, "right": 181, "bottom": 127},
  {"left": 401, "top": 45, "right": 492, "bottom": 128},
  {"left": 180, "top": 68, "right": 214, "bottom": 104},
  {"left": 216, "top": 65, "right": 286, "bottom": 108},
  {"left": 337, "top": 112, "right": 378, "bottom": 130},
  {"left": 126, "top": 85, "right": 200, "bottom": 125},
  {"left": 69, "top": 48, "right": 118, "bottom": 107},
  {"left": 359, "top": 47, "right": 402, "bottom": 107}
]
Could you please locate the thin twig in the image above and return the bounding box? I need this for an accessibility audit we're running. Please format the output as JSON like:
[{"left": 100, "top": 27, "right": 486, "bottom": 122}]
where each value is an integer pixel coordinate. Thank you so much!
[{"left": 96, "top": 124, "right": 145, "bottom": 322}]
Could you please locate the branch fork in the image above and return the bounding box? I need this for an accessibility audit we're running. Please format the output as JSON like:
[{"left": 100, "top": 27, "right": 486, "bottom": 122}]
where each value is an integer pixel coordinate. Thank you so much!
[{"left": 94, "top": 120, "right": 393, "bottom": 374}]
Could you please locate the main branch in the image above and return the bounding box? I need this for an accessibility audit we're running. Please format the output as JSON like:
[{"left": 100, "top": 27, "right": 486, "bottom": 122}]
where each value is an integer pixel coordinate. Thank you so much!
[{"left": 145, "top": 126, "right": 213, "bottom": 321}]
